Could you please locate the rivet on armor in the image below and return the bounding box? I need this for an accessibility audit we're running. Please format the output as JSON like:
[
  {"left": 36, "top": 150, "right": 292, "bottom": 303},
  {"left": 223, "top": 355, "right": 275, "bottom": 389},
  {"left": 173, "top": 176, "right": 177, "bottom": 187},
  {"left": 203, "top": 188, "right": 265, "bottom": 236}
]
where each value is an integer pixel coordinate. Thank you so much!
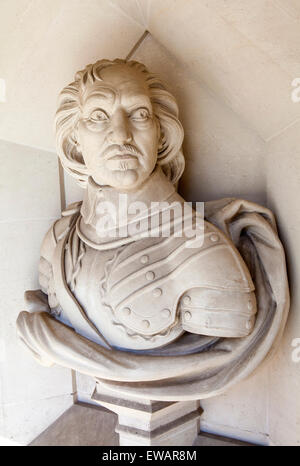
[
  {"left": 140, "top": 255, "right": 149, "bottom": 264},
  {"left": 162, "top": 308, "right": 171, "bottom": 318},
  {"left": 210, "top": 233, "right": 219, "bottom": 243},
  {"left": 183, "top": 295, "right": 191, "bottom": 305},
  {"left": 142, "top": 320, "right": 150, "bottom": 329},
  {"left": 146, "top": 271, "right": 155, "bottom": 281},
  {"left": 123, "top": 307, "right": 131, "bottom": 316},
  {"left": 184, "top": 311, "right": 192, "bottom": 321},
  {"left": 153, "top": 288, "right": 162, "bottom": 297}
]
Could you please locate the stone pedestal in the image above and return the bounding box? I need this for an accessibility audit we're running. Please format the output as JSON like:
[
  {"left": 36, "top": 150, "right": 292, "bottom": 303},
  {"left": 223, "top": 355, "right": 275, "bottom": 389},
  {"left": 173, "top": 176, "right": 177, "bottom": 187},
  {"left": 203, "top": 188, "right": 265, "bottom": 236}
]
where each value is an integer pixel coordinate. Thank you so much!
[{"left": 92, "top": 382, "right": 202, "bottom": 446}]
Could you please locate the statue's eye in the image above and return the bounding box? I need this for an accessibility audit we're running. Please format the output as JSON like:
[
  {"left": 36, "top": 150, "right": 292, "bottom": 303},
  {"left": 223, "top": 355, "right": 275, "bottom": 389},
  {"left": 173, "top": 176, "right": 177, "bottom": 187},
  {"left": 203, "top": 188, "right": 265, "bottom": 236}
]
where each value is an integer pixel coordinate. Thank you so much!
[
  {"left": 130, "top": 108, "right": 150, "bottom": 121},
  {"left": 89, "top": 109, "right": 109, "bottom": 122}
]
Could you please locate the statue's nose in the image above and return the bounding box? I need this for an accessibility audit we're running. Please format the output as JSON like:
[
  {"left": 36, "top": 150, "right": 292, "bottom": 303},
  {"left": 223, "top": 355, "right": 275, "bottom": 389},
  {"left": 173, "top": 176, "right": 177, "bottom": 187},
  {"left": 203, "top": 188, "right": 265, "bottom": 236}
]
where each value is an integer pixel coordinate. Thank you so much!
[{"left": 108, "top": 109, "right": 132, "bottom": 144}]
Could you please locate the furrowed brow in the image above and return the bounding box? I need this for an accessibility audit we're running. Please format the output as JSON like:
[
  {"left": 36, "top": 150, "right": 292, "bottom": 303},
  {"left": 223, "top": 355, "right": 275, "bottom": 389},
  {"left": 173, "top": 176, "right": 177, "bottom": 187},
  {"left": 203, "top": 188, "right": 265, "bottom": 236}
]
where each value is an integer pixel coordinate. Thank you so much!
[
  {"left": 125, "top": 95, "right": 152, "bottom": 111},
  {"left": 82, "top": 87, "right": 116, "bottom": 108}
]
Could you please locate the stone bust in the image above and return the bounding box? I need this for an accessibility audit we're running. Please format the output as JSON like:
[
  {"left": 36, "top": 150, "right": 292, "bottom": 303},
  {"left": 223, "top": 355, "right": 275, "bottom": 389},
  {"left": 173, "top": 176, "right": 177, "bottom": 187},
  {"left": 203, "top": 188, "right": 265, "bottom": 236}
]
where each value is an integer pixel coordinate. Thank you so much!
[
  {"left": 40, "top": 59, "right": 256, "bottom": 350},
  {"left": 17, "top": 59, "right": 289, "bottom": 400}
]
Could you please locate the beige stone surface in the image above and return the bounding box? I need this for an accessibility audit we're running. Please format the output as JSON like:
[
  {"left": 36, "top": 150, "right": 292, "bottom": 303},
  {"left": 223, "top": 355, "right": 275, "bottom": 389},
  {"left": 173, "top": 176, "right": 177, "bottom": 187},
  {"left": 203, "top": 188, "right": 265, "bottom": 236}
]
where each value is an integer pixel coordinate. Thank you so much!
[
  {"left": 29, "top": 401, "right": 251, "bottom": 446},
  {"left": 146, "top": 0, "right": 300, "bottom": 140},
  {"left": 30, "top": 403, "right": 118, "bottom": 446},
  {"left": 132, "top": 34, "right": 266, "bottom": 204},
  {"left": 194, "top": 432, "right": 254, "bottom": 447},
  {"left": 0, "top": 140, "right": 61, "bottom": 221},
  {"left": 76, "top": 372, "right": 98, "bottom": 406},
  {"left": 200, "top": 365, "right": 270, "bottom": 445},
  {"left": 206, "top": 0, "right": 300, "bottom": 77},
  {"left": 77, "top": 367, "right": 270, "bottom": 444},
  {"left": 92, "top": 384, "right": 201, "bottom": 446},
  {"left": 266, "top": 121, "right": 300, "bottom": 446},
  {"left": 3, "top": 395, "right": 73, "bottom": 446},
  {"left": 1, "top": 0, "right": 298, "bottom": 447},
  {"left": 16, "top": 62, "right": 288, "bottom": 449},
  {"left": 108, "top": 0, "right": 149, "bottom": 28},
  {"left": 0, "top": 0, "right": 144, "bottom": 150},
  {"left": 0, "top": 140, "right": 74, "bottom": 444},
  {"left": 64, "top": 170, "right": 84, "bottom": 207}
]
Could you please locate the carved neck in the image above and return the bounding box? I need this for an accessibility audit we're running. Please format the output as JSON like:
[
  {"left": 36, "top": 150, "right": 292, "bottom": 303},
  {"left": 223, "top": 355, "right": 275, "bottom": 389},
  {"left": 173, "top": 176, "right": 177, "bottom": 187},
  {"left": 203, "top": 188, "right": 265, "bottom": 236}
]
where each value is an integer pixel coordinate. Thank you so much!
[{"left": 77, "top": 165, "right": 178, "bottom": 249}]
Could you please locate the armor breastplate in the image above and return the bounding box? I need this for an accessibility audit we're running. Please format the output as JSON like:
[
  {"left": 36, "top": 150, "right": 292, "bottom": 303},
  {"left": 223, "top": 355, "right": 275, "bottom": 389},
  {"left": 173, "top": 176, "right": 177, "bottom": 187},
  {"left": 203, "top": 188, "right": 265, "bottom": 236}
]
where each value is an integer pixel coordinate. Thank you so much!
[
  {"left": 100, "top": 221, "right": 254, "bottom": 335},
  {"left": 67, "top": 217, "right": 255, "bottom": 350},
  {"left": 49, "top": 169, "right": 257, "bottom": 350}
]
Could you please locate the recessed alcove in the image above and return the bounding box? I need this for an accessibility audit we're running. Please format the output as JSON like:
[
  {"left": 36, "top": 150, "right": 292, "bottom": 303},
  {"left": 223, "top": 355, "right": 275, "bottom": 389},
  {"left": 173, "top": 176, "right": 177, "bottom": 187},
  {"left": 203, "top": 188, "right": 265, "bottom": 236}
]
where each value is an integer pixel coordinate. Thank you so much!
[{"left": 0, "top": 0, "right": 299, "bottom": 446}]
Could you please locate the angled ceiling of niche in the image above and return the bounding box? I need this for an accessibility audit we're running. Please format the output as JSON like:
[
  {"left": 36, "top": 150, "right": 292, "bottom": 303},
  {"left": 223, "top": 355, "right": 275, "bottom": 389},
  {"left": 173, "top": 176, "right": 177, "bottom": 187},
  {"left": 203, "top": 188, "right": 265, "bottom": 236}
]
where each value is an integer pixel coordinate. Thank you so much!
[
  {"left": 0, "top": 0, "right": 145, "bottom": 151},
  {"left": 1, "top": 0, "right": 300, "bottom": 151},
  {"left": 112, "top": 0, "right": 300, "bottom": 141}
]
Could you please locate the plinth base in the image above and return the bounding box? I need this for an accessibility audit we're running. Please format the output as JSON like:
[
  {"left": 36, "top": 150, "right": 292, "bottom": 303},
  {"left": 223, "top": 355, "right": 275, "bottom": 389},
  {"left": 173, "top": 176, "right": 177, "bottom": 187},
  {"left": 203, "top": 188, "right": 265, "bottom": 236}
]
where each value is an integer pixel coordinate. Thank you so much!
[
  {"left": 30, "top": 400, "right": 256, "bottom": 446},
  {"left": 91, "top": 382, "right": 202, "bottom": 446}
]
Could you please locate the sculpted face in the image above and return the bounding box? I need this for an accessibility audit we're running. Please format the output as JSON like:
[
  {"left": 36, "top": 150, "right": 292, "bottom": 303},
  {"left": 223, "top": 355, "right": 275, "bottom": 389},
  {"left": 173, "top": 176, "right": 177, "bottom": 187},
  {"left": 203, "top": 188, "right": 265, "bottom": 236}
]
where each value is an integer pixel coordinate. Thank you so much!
[{"left": 76, "top": 64, "right": 160, "bottom": 191}]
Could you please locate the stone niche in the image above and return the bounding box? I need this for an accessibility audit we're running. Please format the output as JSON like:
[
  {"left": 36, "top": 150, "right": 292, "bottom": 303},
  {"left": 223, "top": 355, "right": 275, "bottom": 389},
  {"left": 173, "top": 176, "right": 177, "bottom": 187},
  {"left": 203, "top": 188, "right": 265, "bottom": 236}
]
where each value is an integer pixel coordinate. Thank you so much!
[{"left": 1, "top": 0, "right": 299, "bottom": 446}]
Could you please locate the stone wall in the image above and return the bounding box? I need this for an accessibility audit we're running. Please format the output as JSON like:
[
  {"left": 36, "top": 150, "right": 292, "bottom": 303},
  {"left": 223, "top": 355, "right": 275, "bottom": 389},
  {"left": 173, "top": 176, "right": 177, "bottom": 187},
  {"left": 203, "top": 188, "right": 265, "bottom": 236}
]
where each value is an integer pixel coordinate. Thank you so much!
[{"left": 1, "top": 0, "right": 299, "bottom": 445}]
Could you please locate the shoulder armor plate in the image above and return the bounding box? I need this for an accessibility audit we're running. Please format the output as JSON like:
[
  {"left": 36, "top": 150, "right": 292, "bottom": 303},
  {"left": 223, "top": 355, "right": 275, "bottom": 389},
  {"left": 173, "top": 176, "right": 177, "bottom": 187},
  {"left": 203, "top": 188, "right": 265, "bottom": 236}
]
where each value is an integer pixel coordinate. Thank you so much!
[{"left": 101, "top": 220, "right": 255, "bottom": 336}]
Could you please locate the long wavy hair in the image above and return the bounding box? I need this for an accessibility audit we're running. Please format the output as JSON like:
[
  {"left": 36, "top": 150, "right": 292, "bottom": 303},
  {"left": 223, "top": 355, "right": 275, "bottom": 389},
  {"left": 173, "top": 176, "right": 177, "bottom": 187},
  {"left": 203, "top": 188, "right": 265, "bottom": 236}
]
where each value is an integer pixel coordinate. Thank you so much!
[{"left": 55, "top": 59, "right": 185, "bottom": 187}]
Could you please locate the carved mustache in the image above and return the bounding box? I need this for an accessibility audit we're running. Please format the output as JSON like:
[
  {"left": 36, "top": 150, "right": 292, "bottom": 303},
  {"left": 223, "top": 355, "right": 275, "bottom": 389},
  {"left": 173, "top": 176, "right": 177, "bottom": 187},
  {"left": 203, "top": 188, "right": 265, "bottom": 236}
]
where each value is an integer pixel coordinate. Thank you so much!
[{"left": 103, "top": 144, "right": 142, "bottom": 160}]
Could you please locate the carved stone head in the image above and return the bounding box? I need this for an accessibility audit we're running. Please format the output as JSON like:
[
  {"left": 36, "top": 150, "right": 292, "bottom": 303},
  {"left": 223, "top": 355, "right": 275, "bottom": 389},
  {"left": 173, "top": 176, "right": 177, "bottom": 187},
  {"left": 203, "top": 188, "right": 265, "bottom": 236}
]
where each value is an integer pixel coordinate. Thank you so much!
[{"left": 55, "top": 59, "right": 185, "bottom": 191}]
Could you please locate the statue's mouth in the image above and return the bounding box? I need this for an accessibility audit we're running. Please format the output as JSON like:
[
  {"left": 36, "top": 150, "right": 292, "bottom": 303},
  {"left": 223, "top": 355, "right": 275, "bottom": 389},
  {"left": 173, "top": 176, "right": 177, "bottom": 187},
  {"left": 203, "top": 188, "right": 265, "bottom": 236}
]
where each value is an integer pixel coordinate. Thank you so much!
[
  {"left": 104, "top": 144, "right": 141, "bottom": 160},
  {"left": 108, "top": 153, "right": 138, "bottom": 161},
  {"left": 106, "top": 153, "right": 140, "bottom": 171}
]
